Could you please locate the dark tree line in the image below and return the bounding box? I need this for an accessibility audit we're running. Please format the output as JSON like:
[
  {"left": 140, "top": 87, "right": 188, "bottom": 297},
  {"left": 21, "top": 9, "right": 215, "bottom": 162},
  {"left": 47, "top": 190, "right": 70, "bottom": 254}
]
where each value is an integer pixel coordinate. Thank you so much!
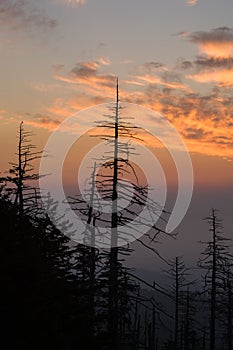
[{"left": 1, "top": 99, "right": 233, "bottom": 349}]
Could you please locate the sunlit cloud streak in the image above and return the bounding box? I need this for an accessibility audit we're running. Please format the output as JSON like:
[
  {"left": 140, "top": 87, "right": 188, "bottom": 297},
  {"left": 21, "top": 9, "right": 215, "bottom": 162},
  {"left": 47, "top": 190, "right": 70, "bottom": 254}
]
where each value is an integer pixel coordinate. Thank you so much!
[
  {"left": 187, "top": 68, "right": 233, "bottom": 86},
  {"left": 125, "top": 61, "right": 192, "bottom": 92},
  {"left": 126, "top": 74, "right": 192, "bottom": 93},
  {"left": 63, "top": 0, "right": 86, "bottom": 5},
  {"left": 25, "top": 114, "right": 61, "bottom": 131},
  {"left": 47, "top": 94, "right": 107, "bottom": 118},
  {"left": 54, "top": 58, "right": 116, "bottom": 97},
  {"left": 186, "top": 0, "right": 198, "bottom": 6}
]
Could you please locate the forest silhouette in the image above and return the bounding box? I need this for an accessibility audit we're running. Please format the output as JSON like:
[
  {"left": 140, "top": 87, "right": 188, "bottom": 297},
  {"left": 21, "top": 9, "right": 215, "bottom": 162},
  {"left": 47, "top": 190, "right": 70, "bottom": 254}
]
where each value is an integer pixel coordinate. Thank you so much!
[{"left": 1, "top": 92, "right": 232, "bottom": 350}]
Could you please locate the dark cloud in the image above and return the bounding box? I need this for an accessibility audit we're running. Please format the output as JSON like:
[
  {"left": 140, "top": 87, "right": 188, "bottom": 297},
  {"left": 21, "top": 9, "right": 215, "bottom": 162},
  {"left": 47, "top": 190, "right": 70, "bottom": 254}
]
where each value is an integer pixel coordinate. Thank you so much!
[
  {"left": 71, "top": 61, "right": 115, "bottom": 88},
  {"left": 176, "top": 31, "right": 190, "bottom": 37},
  {"left": 194, "top": 56, "right": 233, "bottom": 68},
  {"left": 177, "top": 28, "right": 233, "bottom": 84},
  {"left": 143, "top": 61, "right": 164, "bottom": 72},
  {"left": 0, "top": 0, "right": 57, "bottom": 33},
  {"left": 216, "top": 135, "right": 232, "bottom": 141},
  {"left": 162, "top": 71, "right": 182, "bottom": 83},
  {"left": 188, "top": 27, "right": 233, "bottom": 44},
  {"left": 71, "top": 62, "right": 98, "bottom": 79},
  {"left": 33, "top": 114, "right": 61, "bottom": 126},
  {"left": 24, "top": 113, "right": 61, "bottom": 131},
  {"left": 177, "top": 60, "right": 193, "bottom": 70},
  {"left": 184, "top": 127, "right": 210, "bottom": 140},
  {"left": 177, "top": 55, "right": 233, "bottom": 73}
]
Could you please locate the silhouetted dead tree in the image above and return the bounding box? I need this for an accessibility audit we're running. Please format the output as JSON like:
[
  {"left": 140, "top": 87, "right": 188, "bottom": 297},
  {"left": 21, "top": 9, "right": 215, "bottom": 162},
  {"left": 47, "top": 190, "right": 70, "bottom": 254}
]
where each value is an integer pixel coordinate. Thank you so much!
[
  {"left": 0, "top": 121, "right": 43, "bottom": 216},
  {"left": 165, "top": 256, "right": 192, "bottom": 350},
  {"left": 67, "top": 163, "right": 101, "bottom": 342},
  {"left": 68, "top": 79, "right": 174, "bottom": 349},
  {"left": 216, "top": 253, "right": 233, "bottom": 350},
  {"left": 224, "top": 266, "right": 233, "bottom": 350},
  {"left": 91, "top": 79, "right": 174, "bottom": 349},
  {"left": 197, "top": 209, "right": 232, "bottom": 350}
]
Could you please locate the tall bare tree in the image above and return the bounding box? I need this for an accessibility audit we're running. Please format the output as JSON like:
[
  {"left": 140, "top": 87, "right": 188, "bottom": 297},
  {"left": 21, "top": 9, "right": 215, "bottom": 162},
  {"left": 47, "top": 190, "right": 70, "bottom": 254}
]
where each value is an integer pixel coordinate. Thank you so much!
[
  {"left": 198, "top": 209, "right": 232, "bottom": 350},
  {"left": 68, "top": 78, "right": 173, "bottom": 349},
  {"left": 93, "top": 79, "right": 171, "bottom": 349},
  {"left": 1, "top": 121, "right": 42, "bottom": 215},
  {"left": 165, "top": 256, "right": 191, "bottom": 350}
]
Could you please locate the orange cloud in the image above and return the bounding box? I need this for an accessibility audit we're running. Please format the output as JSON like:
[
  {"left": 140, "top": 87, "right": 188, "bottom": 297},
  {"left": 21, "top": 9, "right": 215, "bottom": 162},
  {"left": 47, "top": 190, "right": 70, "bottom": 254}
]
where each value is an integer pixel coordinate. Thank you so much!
[
  {"left": 0, "top": 109, "right": 6, "bottom": 116},
  {"left": 187, "top": 27, "right": 233, "bottom": 59},
  {"left": 198, "top": 42, "right": 233, "bottom": 59},
  {"left": 186, "top": 0, "right": 198, "bottom": 6},
  {"left": 43, "top": 86, "right": 233, "bottom": 160},
  {"left": 182, "top": 28, "right": 233, "bottom": 86},
  {"left": 54, "top": 59, "right": 116, "bottom": 98},
  {"left": 22, "top": 57, "right": 233, "bottom": 161},
  {"left": 187, "top": 68, "right": 233, "bottom": 85},
  {"left": 24, "top": 115, "right": 61, "bottom": 132},
  {"left": 47, "top": 98, "right": 74, "bottom": 118}
]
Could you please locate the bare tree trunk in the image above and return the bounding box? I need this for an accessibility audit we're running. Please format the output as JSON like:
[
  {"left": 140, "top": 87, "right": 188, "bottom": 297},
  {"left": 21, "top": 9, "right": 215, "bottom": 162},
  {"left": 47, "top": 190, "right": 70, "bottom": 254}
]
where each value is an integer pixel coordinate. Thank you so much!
[
  {"left": 148, "top": 322, "right": 152, "bottom": 350},
  {"left": 175, "top": 256, "right": 179, "bottom": 350},
  {"left": 227, "top": 270, "right": 232, "bottom": 350},
  {"left": 137, "top": 314, "right": 141, "bottom": 349},
  {"left": 152, "top": 305, "right": 156, "bottom": 350},
  {"left": 144, "top": 309, "right": 148, "bottom": 350},
  {"left": 108, "top": 78, "right": 119, "bottom": 350},
  {"left": 202, "top": 327, "right": 206, "bottom": 350},
  {"left": 210, "top": 210, "right": 216, "bottom": 350},
  {"left": 184, "top": 288, "right": 190, "bottom": 350},
  {"left": 134, "top": 289, "right": 139, "bottom": 334},
  {"left": 198, "top": 210, "right": 231, "bottom": 350},
  {"left": 87, "top": 163, "right": 97, "bottom": 338},
  {"left": 155, "top": 336, "right": 158, "bottom": 350},
  {"left": 18, "top": 121, "right": 24, "bottom": 215},
  {"left": 180, "top": 323, "right": 184, "bottom": 350}
]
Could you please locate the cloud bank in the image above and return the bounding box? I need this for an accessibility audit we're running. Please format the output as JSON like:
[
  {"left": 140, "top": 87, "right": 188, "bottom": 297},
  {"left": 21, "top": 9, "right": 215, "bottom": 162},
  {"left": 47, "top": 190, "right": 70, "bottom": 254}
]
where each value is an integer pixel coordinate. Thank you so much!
[
  {"left": 187, "top": 27, "right": 233, "bottom": 58},
  {"left": 182, "top": 28, "right": 233, "bottom": 86},
  {"left": 25, "top": 52, "right": 233, "bottom": 160}
]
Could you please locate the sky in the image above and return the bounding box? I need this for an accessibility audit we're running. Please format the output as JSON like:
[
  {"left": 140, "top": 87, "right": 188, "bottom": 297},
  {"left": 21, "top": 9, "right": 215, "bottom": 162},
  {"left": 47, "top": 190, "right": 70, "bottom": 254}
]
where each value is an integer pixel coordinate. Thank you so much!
[{"left": 0, "top": 0, "right": 233, "bottom": 270}]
